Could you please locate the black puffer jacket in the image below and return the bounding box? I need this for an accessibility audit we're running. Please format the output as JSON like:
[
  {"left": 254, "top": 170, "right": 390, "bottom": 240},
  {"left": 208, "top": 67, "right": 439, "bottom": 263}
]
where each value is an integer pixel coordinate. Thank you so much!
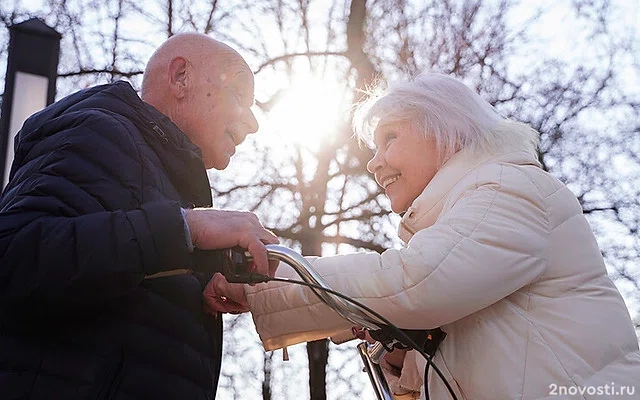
[{"left": 0, "top": 81, "right": 224, "bottom": 400}]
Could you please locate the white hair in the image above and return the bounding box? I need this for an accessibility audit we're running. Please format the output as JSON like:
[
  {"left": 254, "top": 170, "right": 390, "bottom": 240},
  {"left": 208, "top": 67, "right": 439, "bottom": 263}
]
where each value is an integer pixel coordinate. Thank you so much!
[{"left": 353, "top": 73, "right": 540, "bottom": 164}]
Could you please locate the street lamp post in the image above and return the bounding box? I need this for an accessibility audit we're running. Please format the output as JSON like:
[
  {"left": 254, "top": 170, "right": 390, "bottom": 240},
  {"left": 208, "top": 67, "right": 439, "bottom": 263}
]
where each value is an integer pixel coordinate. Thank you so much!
[{"left": 0, "top": 18, "right": 61, "bottom": 189}]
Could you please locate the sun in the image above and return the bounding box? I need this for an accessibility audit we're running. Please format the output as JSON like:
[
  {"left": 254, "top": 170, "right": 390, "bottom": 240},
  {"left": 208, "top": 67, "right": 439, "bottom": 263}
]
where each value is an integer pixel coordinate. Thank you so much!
[{"left": 264, "top": 73, "right": 352, "bottom": 150}]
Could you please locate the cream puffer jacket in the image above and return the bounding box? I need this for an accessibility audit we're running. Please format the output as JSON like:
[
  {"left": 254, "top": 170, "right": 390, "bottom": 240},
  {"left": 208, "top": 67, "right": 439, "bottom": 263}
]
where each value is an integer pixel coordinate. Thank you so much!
[{"left": 246, "top": 149, "right": 640, "bottom": 399}]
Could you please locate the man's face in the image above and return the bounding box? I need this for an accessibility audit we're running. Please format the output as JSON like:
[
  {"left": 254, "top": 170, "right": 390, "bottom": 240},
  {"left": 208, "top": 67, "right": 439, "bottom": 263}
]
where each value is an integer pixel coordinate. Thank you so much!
[
  {"left": 181, "top": 56, "right": 258, "bottom": 170},
  {"left": 367, "top": 119, "right": 440, "bottom": 213}
]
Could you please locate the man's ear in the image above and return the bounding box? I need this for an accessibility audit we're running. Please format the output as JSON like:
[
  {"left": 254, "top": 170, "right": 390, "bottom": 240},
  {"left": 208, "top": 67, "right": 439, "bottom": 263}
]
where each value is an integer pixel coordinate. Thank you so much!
[{"left": 167, "top": 56, "right": 189, "bottom": 99}]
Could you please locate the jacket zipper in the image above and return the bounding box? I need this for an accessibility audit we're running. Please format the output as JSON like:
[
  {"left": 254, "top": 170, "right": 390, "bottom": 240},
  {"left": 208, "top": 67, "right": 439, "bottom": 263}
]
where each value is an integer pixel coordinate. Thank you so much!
[{"left": 150, "top": 122, "right": 169, "bottom": 143}]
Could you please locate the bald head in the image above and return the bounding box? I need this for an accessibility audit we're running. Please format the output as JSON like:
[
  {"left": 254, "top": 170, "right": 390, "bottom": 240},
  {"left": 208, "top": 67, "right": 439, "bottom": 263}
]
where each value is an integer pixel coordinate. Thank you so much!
[
  {"left": 140, "top": 33, "right": 258, "bottom": 170},
  {"left": 141, "top": 33, "right": 245, "bottom": 102}
]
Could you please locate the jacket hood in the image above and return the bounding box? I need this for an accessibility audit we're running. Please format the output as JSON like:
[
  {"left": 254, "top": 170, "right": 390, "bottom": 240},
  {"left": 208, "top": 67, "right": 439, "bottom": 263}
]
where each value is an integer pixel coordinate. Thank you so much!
[
  {"left": 15, "top": 81, "right": 198, "bottom": 159},
  {"left": 11, "top": 81, "right": 211, "bottom": 204}
]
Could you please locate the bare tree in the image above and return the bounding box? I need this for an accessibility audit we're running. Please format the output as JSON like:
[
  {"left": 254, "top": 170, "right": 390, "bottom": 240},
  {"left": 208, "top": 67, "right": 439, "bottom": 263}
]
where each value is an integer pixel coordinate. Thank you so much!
[{"left": 213, "top": 0, "right": 640, "bottom": 398}]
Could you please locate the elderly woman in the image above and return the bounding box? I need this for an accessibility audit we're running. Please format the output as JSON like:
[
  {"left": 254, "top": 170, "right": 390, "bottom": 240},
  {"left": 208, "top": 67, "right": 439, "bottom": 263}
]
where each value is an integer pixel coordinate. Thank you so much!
[{"left": 206, "top": 73, "right": 640, "bottom": 399}]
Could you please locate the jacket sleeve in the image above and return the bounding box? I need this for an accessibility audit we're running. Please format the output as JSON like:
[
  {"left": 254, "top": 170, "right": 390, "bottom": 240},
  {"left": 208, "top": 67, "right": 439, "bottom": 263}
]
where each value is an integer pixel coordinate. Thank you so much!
[
  {"left": 0, "top": 110, "right": 193, "bottom": 318},
  {"left": 246, "top": 166, "right": 549, "bottom": 349}
]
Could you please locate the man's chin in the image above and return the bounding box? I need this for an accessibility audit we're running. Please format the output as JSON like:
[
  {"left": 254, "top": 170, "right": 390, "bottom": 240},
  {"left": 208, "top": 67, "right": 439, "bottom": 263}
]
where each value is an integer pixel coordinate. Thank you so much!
[{"left": 206, "top": 155, "right": 231, "bottom": 170}]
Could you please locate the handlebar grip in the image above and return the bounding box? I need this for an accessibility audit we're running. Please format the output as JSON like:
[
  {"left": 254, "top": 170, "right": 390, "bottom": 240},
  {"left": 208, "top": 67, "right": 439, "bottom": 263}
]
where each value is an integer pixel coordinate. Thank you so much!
[
  {"left": 219, "top": 247, "right": 271, "bottom": 283},
  {"left": 192, "top": 247, "right": 269, "bottom": 283},
  {"left": 220, "top": 247, "right": 252, "bottom": 282}
]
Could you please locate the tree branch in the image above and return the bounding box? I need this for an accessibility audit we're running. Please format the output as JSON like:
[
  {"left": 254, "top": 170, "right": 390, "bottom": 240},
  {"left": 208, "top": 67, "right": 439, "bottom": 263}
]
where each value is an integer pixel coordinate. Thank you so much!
[{"left": 254, "top": 51, "right": 346, "bottom": 75}]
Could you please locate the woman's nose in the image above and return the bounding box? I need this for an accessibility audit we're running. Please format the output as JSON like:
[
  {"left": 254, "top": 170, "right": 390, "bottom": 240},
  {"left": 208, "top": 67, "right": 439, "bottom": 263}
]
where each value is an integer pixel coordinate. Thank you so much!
[{"left": 367, "top": 150, "right": 383, "bottom": 174}]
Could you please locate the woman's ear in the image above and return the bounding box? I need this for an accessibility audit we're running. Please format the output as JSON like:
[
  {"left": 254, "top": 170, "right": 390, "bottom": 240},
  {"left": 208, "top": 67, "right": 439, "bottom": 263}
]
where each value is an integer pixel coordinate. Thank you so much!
[{"left": 167, "top": 56, "right": 189, "bottom": 99}]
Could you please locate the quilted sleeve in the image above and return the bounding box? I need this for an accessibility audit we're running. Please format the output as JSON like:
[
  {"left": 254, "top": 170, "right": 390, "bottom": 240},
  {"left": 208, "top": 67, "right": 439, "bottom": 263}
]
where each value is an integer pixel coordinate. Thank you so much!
[{"left": 0, "top": 110, "right": 192, "bottom": 318}]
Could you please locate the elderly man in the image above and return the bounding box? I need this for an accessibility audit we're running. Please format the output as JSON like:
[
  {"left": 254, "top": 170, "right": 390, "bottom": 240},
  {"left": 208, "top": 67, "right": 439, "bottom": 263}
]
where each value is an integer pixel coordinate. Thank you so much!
[{"left": 0, "top": 33, "right": 276, "bottom": 399}]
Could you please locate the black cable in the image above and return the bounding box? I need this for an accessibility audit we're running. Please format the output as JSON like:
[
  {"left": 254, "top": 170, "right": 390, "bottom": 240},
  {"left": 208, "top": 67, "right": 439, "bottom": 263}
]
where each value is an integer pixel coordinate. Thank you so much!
[{"left": 255, "top": 275, "right": 458, "bottom": 400}]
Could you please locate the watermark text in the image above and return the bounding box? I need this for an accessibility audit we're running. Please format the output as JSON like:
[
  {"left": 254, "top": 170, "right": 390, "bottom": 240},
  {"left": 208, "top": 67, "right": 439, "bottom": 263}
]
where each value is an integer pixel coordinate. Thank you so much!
[{"left": 549, "top": 383, "right": 635, "bottom": 396}]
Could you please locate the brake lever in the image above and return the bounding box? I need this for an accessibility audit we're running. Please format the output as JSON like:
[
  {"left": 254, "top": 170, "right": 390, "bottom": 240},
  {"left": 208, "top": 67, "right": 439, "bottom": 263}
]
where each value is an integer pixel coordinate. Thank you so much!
[{"left": 221, "top": 247, "right": 270, "bottom": 284}]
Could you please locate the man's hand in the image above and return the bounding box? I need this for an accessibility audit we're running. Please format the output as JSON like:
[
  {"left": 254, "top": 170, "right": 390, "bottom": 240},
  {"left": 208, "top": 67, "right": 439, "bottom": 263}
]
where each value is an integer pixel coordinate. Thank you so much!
[
  {"left": 203, "top": 273, "right": 248, "bottom": 314},
  {"left": 185, "top": 208, "right": 279, "bottom": 276}
]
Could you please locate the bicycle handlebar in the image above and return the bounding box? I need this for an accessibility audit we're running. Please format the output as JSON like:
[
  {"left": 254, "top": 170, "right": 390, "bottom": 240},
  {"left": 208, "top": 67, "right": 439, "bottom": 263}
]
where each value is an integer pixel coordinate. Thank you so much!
[{"left": 221, "top": 244, "right": 393, "bottom": 400}]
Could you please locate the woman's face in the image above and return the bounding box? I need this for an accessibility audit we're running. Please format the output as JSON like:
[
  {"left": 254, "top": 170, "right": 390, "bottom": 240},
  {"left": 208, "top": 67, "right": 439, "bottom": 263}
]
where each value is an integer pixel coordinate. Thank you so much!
[{"left": 367, "top": 119, "right": 440, "bottom": 213}]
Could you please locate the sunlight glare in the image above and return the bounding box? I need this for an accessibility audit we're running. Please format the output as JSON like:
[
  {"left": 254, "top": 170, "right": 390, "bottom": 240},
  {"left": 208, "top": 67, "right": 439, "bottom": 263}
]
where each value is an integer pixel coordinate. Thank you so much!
[{"left": 265, "top": 75, "right": 351, "bottom": 150}]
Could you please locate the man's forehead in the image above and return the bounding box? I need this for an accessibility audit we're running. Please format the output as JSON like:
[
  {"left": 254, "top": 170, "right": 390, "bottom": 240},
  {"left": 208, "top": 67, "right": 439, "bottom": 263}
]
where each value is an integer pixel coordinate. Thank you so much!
[{"left": 217, "top": 58, "right": 253, "bottom": 87}]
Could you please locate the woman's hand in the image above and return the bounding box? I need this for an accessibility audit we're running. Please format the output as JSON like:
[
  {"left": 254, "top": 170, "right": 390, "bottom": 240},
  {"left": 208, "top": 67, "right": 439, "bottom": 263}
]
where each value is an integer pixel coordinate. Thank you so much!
[{"left": 203, "top": 272, "right": 249, "bottom": 314}]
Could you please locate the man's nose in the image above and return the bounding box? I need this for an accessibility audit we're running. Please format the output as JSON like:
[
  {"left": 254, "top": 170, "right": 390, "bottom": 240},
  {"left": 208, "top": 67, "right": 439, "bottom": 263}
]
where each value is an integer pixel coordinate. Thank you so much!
[
  {"left": 367, "top": 150, "right": 383, "bottom": 174},
  {"left": 245, "top": 109, "right": 259, "bottom": 134}
]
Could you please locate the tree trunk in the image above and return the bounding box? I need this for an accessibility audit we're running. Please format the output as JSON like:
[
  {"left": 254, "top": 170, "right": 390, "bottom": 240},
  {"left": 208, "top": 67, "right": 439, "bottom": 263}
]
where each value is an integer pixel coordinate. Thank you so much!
[
  {"left": 301, "top": 236, "right": 327, "bottom": 399},
  {"left": 262, "top": 351, "right": 272, "bottom": 400},
  {"left": 307, "top": 339, "right": 329, "bottom": 400}
]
